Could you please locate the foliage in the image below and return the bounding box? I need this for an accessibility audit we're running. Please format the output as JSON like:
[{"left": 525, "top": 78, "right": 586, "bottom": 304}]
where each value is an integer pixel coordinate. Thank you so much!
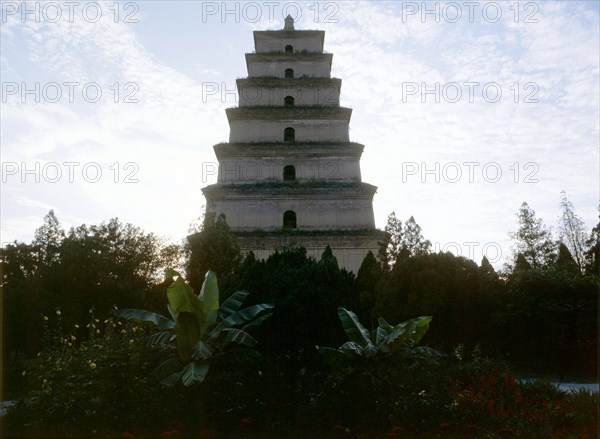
[
  {"left": 373, "top": 251, "right": 500, "bottom": 353},
  {"left": 510, "top": 202, "right": 556, "bottom": 269},
  {"left": 403, "top": 215, "right": 432, "bottom": 257},
  {"left": 499, "top": 266, "right": 598, "bottom": 379},
  {"left": 556, "top": 242, "right": 580, "bottom": 273},
  {"left": 1, "top": 211, "right": 180, "bottom": 362},
  {"left": 584, "top": 217, "right": 600, "bottom": 276},
  {"left": 114, "top": 270, "right": 273, "bottom": 387},
  {"left": 378, "top": 211, "right": 402, "bottom": 270},
  {"left": 378, "top": 212, "right": 431, "bottom": 270},
  {"left": 185, "top": 212, "right": 241, "bottom": 292},
  {"left": 353, "top": 250, "right": 382, "bottom": 328},
  {"left": 317, "top": 307, "right": 436, "bottom": 365},
  {"left": 3, "top": 204, "right": 599, "bottom": 438},
  {"left": 558, "top": 191, "right": 589, "bottom": 272},
  {"left": 3, "top": 310, "right": 166, "bottom": 438},
  {"left": 230, "top": 246, "right": 355, "bottom": 371}
]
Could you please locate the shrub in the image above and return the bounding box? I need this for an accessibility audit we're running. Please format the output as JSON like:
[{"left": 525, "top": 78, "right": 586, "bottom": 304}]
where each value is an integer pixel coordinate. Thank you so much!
[{"left": 4, "top": 309, "right": 166, "bottom": 438}]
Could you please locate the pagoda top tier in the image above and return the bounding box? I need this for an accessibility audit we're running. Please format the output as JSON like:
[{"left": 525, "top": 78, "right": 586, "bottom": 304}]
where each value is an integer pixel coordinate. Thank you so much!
[{"left": 253, "top": 16, "right": 325, "bottom": 54}]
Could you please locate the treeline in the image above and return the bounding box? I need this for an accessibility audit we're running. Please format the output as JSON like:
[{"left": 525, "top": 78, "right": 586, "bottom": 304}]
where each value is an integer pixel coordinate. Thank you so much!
[
  {"left": 2, "top": 192, "right": 598, "bottom": 386},
  {"left": 2, "top": 211, "right": 179, "bottom": 361},
  {"left": 185, "top": 195, "right": 598, "bottom": 379}
]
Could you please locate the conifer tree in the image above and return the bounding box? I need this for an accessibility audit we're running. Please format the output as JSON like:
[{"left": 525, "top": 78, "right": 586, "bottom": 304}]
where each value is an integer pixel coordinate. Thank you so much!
[
  {"left": 403, "top": 215, "right": 431, "bottom": 257},
  {"left": 510, "top": 202, "right": 555, "bottom": 269},
  {"left": 558, "top": 191, "right": 589, "bottom": 272}
]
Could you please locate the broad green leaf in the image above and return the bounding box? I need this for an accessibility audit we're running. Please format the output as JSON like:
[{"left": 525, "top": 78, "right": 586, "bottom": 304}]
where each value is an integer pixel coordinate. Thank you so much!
[
  {"left": 385, "top": 316, "right": 432, "bottom": 352},
  {"left": 199, "top": 271, "right": 219, "bottom": 330},
  {"left": 219, "top": 291, "right": 250, "bottom": 321},
  {"left": 181, "top": 361, "right": 210, "bottom": 386},
  {"left": 176, "top": 312, "right": 201, "bottom": 362},
  {"left": 340, "top": 340, "right": 379, "bottom": 358},
  {"left": 376, "top": 326, "right": 391, "bottom": 346},
  {"left": 192, "top": 341, "right": 214, "bottom": 361},
  {"left": 218, "top": 328, "right": 257, "bottom": 347},
  {"left": 149, "top": 357, "right": 183, "bottom": 383},
  {"left": 214, "top": 304, "right": 274, "bottom": 335},
  {"left": 339, "top": 341, "right": 366, "bottom": 356},
  {"left": 337, "top": 307, "right": 375, "bottom": 350},
  {"left": 147, "top": 331, "right": 175, "bottom": 347},
  {"left": 378, "top": 317, "right": 394, "bottom": 332},
  {"left": 160, "top": 371, "right": 182, "bottom": 387},
  {"left": 164, "top": 268, "right": 182, "bottom": 282},
  {"left": 113, "top": 309, "right": 175, "bottom": 331},
  {"left": 222, "top": 304, "right": 274, "bottom": 327},
  {"left": 242, "top": 312, "right": 273, "bottom": 331},
  {"left": 167, "top": 304, "right": 177, "bottom": 322},
  {"left": 167, "top": 276, "right": 205, "bottom": 330},
  {"left": 407, "top": 316, "right": 432, "bottom": 345},
  {"left": 382, "top": 321, "right": 409, "bottom": 352}
]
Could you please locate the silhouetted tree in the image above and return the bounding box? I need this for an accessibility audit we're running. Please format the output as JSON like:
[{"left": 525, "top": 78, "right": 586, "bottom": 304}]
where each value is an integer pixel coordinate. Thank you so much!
[
  {"left": 378, "top": 213, "right": 430, "bottom": 269},
  {"left": 2, "top": 211, "right": 180, "bottom": 359},
  {"left": 403, "top": 215, "right": 432, "bottom": 257},
  {"left": 373, "top": 252, "right": 498, "bottom": 352},
  {"left": 556, "top": 242, "right": 579, "bottom": 274},
  {"left": 510, "top": 202, "right": 555, "bottom": 268},
  {"left": 584, "top": 217, "right": 599, "bottom": 276},
  {"left": 514, "top": 253, "right": 532, "bottom": 273},
  {"left": 500, "top": 265, "right": 597, "bottom": 378},
  {"left": 378, "top": 212, "right": 402, "bottom": 270},
  {"left": 558, "top": 191, "right": 588, "bottom": 272},
  {"left": 354, "top": 250, "right": 383, "bottom": 328},
  {"left": 479, "top": 256, "right": 499, "bottom": 281},
  {"left": 185, "top": 212, "right": 241, "bottom": 292}
]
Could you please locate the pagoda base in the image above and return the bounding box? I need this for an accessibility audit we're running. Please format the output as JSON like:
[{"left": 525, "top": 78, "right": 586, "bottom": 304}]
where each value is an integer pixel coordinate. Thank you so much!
[{"left": 234, "top": 229, "right": 386, "bottom": 274}]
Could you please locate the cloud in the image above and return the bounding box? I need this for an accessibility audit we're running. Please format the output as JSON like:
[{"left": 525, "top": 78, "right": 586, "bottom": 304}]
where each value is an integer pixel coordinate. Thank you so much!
[{"left": 1, "top": 1, "right": 598, "bottom": 268}]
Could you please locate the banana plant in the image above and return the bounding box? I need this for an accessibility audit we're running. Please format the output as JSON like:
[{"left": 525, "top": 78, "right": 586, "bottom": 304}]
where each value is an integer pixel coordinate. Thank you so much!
[
  {"left": 317, "top": 307, "right": 434, "bottom": 366},
  {"left": 114, "top": 270, "right": 273, "bottom": 387}
]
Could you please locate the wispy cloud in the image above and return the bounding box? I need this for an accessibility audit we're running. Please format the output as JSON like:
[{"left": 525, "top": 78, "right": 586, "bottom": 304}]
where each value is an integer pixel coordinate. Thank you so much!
[{"left": 1, "top": 1, "right": 598, "bottom": 268}]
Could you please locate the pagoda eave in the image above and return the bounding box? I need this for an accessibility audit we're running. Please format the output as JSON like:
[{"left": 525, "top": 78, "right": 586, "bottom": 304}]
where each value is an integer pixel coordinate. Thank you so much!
[
  {"left": 202, "top": 182, "right": 378, "bottom": 199},
  {"left": 237, "top": 77, "right": 341, "bottom": 88},
  {"left": 213, "top": 142, "right": 365, "bottom": 159},
  {"left": 225, "top": 107, "right": 352, "bottom": 122}
]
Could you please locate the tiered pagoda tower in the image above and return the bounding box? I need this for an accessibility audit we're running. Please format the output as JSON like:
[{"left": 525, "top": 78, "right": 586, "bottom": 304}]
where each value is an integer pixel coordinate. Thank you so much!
[{"left": 202, "top": 16, "right": 384, "bottom": 273}]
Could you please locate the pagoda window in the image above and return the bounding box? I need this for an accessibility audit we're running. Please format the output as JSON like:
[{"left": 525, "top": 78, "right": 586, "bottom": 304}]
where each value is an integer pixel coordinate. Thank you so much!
[
  {"left": 285, "top": 68, "right": 294, "bottom": 78},
  {"left": 284, "top": 127, "right": 295, "bottom": 142},
  {"left": 285, "top": 45, "right": 293, "bottom": 54},
  {"left": 283, "top": 165, "right": 296, "bottom": 181},
  {"left": 284, "top": 96, "right": 294, "bottom": 107},
  {"left": 283, "top": 210, "right": 297, "bottom": 229}
]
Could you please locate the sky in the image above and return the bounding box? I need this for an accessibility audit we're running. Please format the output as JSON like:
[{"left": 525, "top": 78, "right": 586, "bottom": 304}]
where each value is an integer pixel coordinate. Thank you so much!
[{"left": 1, "top": 0, "right": 599, "bottom": 269}]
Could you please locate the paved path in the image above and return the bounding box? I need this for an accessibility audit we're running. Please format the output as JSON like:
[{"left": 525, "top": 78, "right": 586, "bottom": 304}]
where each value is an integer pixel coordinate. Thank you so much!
[{"left": 554, "top": 382, "right": 599, "bottom": 393}]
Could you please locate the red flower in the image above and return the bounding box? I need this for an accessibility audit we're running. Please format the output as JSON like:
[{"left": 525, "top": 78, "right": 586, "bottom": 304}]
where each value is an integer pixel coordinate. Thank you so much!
[
  {"left": 439, "top": 422, "right": 450, "bottom": 431},
  {"left": 240, "top": 417, "right": 252, "bottom": 428},
  {"left": 515, "top": 389, "right": 522, "bottom": 404}
]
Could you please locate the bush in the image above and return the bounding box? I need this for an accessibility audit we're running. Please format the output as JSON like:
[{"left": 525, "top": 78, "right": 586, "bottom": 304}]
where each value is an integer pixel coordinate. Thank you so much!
[{"left": 4, "top": 309, "right": 167, "bottom": 438}]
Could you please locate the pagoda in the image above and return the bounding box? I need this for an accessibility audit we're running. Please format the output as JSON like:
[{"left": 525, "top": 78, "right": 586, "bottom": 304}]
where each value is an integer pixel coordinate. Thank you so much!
[{"left": 202, "top": 16, "right": 384, "bottom": 273}]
